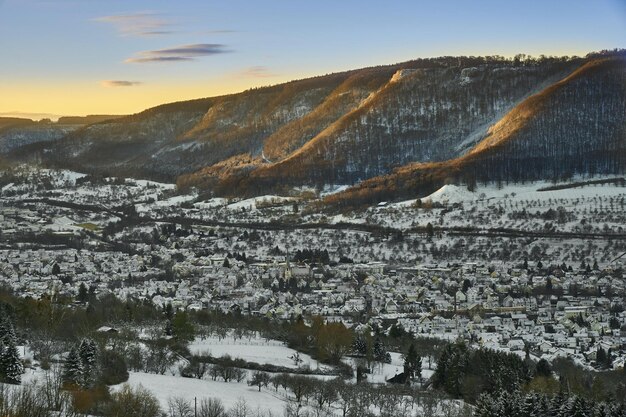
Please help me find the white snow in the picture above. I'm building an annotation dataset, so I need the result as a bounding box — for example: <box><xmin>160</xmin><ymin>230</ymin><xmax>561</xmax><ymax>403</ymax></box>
<box><xmin>422</xmin><ymin>184</ymin><xmax>477</xmax><ymax>204</ymax></box>
<box><xmin>344</xmin><ymin>353</ymin><xmax>435</xmax><ymax>384</ymax></box>
<box><xmin>194</xmin><ymin>198</ymin><xmax>229</xmax><ymax>209</ymax></box>
<box><xmin>115</xmin><ymin>371</ymin><xmax>286</xmax><ymax>414</ymax></box>
<box><xmin>227</xmin><ymin>195</ymin><xmax>296</xmax><ymax>211</ymax></box>
<box><xmin>320</xmin><ymin>185</ymin><xmax>351</xmax><ymax>197</ymax></box>
<box><xmin>189</xmin><ymin>335</ymin><xmax>324</xmax><ymax>370</ymax></box>
<box><xmin>133</xmin><ymin>179</ymin><xmax>177</xmax><ymax>190</ymax></box>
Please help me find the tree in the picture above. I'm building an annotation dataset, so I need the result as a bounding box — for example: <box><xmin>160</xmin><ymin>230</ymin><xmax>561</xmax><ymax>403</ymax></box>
<box><xmin>316</xmin><ymin>321</ymin><xmax>352</xmax><ymax>364</ymax></box>
<box><xmin>171</xmin><ymin>311</ymin><xmax>195</xmax><ymax>344</ymax></box>
<box><xmin>100</xmin><ymin>349</ymin><xmax>129</xmax><ymax>385</ymax></box>
<box><xmin>0</xmin><ymin>319</ymin><xmax>17</xmax><ymax>345</ymax></box>
<box><xmin>285</xmin><ymin>375</ymin><xmax>315</xmax><ymax>405</ymax></box>
<box><xmin>597</xmin><ymin>347</ymin><xmax>607</xmax><ymax>368</ymax></box>
<box><xmin>352</xmin><ymin>335</ymin><xmax>367</xmax><ymax>355</ymax></box>
<box><xmin>78</xmin><ymin>283</ymin><xmax>89</xmax><ymax>303</ymax></box>
<box><xmin>79</xmin><ymin>338</ymin><xmax>98</xmax><ymax>388</ymax></box>
<box><xmin>198</xmin><ymin>398</ymin><xmax>226</xmax><ymax>417</ymax></box>
<box><xmin>373</xmin><ymin>338</ymin><xmax>391</xmax><ymax>364</ymax></box>
<box><xmin>312</xmin><ymin>380</ymin><xmax>337</xmax><ymax>414</ymax></box>
<box><xmin>248</xmin><ymin>371</ymin><xmax>270</xmax><ymax>392</ymax></box>
<box><xmin>145</xmin><ymin>339</ymin><xmax>175</xmax><ymax>375</ymax></box>
<box><xmin>62</xmin><ymin>346</ymin><xmax>83</xmax><ymax>387</ymax></box>
<box><xmin>182</xmin><ymin>357</ymin><xmax>209</xmax><ymax>379</ymax></box>
<box><xmin>404</xmin><ymin>343</ymin><xmax>422</xmax><ymax>381</ymax></box>
<box><xmin>0</xmin><ymin>338</ymin><xmax>23</xmax><ymax>384</ymax></box>
<box><xmin>535</xmin><ymin>358</ymin><xmax>552</xmax><ymax>377</ymax></box>
<box><xmin>426</xmin><ymin>222</ymin><xmax>434</xmax><ymax>238</ymax></box>
<box><xmin>106</xmin><ymin>384</ymin><xmax>162</xmax><ymax>417</ymax></box>
<box><xmin>168</xmin><ymin>396</ymin><xmax>193</xmax><ymax>417</ymax></box>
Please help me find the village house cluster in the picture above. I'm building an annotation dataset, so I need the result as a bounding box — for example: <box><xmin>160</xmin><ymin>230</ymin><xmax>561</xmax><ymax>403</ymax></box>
<box><xmin>0</xmin><ymin>168</ymin><xmax>625</xmax><ymax>373</ymax></box>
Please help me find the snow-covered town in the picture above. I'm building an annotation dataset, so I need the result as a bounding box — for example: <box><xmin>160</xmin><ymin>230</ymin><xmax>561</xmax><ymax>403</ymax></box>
<box><xmin>0</xmin><ymin>167</ymin><xmax>625</xmax><ymax>416</ymax></box>
<box><xmin>0</xmin><ymin>168</ymin><xmax>624</xmax><ymax>359</ymax></box>
<box><xmin>2</xmin><ymin>1</ymin><xmax>625</xmax><ymax>413</ymax></box>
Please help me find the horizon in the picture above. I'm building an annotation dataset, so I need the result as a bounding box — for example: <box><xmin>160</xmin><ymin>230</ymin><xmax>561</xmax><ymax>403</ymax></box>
<box><xmin>1</xmin><ymin>0</ymin><xmax>625</xmax><ymax>117</ymax></box>
<box><xmin>0</xmin><ymin>49</ymin><xmax>614</xmax><ymax>121</ymax></box>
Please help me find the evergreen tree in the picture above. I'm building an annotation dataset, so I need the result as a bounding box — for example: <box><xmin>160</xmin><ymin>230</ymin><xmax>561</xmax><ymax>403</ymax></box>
<box><xmin>597</xmin><ymin>347</ymin><xmax>607</xmax><ymax>367</ymax></box>
<box><xmin>403</xmin><ymin>343</ymin><xmax>421</xmax><ymax>381</ymax></box>
<box><xmin>77</xmin><ymin>282</ymin><xmax>89</xmax><ymax>303</ymax></box>
<box><xmin>63</xmin><ymin>346</ymin><xmax>84</xmax><ymax>387</ymax></box>
<box><xmin>536</xmin><ymin>358</ymin><xmax>552</xmax><ymax>377</ymax></box>
<box><xmin>171</xmin><ymin>311</ymin><xmax>195</xmax><ymax>343</ymax></box>
<box><xmin>0</xmin><ymin>339</ymin><xmax>23</xmax><ymax>384</ymax></box>
<box><xmin>79</xmin><ymin>338</ymin><xmax>98</xmax><ymax>388</ymax></box>
<box><xmin>521</xmin><ymin>391</ymin><xmax>538</xmax><ymax>417</ymax></box>
<box><xmin>474</xmin><ymin>393</ymin><xmax>497</xmax><ymax>417</ymax></box>
<box><xmin>0</xmin><ymin>319</ymin><xmax>17</xmax><ymax>345</ymax></box>
<box><xmin>352</xmin><ymin>335</ymin><xmax>367</xmax><ymax>355</ymax></box>
<box><xmin>373</xmin><ymin>338</ymin><xmax>391</xmax><ymax>363</ymax></box>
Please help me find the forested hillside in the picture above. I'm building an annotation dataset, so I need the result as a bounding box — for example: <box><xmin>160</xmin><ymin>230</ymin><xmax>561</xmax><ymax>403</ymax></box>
<box><xmin>327</xmin><ymin>54</ymin><xmax>626</xmax><ymax>206</ymax></box>
<box><xmin>5</xmin><ymin>51</ymin><xmax>625</xmax><ymax>201</ymax></box>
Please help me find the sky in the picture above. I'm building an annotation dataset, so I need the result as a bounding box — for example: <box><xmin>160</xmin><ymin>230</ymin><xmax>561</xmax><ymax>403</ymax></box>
<box><xmin>0</xmin><ymin>0</ymin><xmax>624</xmax><ymax>118</ymax></box>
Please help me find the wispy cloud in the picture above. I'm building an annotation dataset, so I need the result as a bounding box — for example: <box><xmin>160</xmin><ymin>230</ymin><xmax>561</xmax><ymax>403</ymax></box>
<box><xmin>93</xmin><ymin>12</ymin><xmax>174</xmax><ymax>37</ymax></box>
<box><xmin>125</xmin><ymin>44</ymin><xmax>231</xmax><ymax>63</ymax></box>
<box><xmin>100</xmin><ymin>80</ymin><xmax>142</xmax><ymax>88</ymax></box>
<box><xmin>239</xmin><ymin>66</ymin><xmax>278</xmax><ymax>78</ymax></box>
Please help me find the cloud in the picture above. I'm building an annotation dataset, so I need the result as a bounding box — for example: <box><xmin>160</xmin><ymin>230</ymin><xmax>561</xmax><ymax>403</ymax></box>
<box><xmin>125</xmin><ymin>44</ymin><xmax>231</xmax><ymax>63</ymax></box>
<box><xmin>100</xmin><ymin>80</ymin><xmax>142</xmax><ymax>87</ymax></box>
<box><xmin>93</xmin><ymin>12</ymin><xmax>174</xmax><ymax>37</ymax></box>
<box><xmin>239</xmin><ymin>66</ymin><xmax>278</xmax><ymax>78</ymax></box>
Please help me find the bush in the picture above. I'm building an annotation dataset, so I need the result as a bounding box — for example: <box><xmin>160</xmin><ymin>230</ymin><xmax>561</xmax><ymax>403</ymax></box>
<box><xmin>100</xmin><ymin>350</ymin><xmax>129</xmax><ymax>385</ymax></box>
<box><xmin>106</xmin><ymin>384</ymin><xmax>162</xmax><ymax>417</ymax></box>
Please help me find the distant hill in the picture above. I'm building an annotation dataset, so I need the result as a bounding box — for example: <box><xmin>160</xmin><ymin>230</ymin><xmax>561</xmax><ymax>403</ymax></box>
<box><xmin>56</xmin><ymin>115</ymin><xmax>124</xmax><ymax>125</ymax></box>
<box><xmin>6</xmin><ymin>50</ymin><xmax>626</xmax><ymax>202</ymax></box>
<box><xmin>0</xmin><ymin>115</ymin><xmax>121</xmax><ymax>156</ymax></box>
<box><xmin>0</xmin><ymin>117</ymin><xmax>36</xmax><ymax>133</ymax></box>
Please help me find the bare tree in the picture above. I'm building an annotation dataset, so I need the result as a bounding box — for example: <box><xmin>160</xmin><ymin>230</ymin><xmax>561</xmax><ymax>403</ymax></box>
<box><xmin>198</xmin><ymin>397</ymin><xmax>226</xmax><ymax>417</ymax></box>
<box><xmin>168</xmin><ymin>396</ymin><xmax>193</xmax><ymax>417</ymax></box>
<box><xmin>229</xmin><ymin>398</ymin><xmax>249</xmax><ymax>417</ymax></box>
<box><xmin>248</xmin><ymin>371</ymin><xmax>271</xmax><ymax>392</ymax></box>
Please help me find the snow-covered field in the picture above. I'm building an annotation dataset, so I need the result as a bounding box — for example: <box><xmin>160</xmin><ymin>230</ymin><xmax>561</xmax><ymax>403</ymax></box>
<box><xmin>344</xmin><ymin>352</ymin><xmax>435</xmax><ymax>384</ymax></box>
<box><xmin>372</xmin><ymin>179</ymin><xmax>626</xmax><ymax>232</ymax></box>
<box><xmin>189</xmin><ymin>334</ymin><xmax>324</xmax><ymax>371</ymax></box>
<box><xmin>115</xmin><ymin>371</ymin><xmax>286</xmax><ymax>414</ymax></box>
<box><xmin>227</xmin><ymin>195</ymin><xmax>297</xmax><ymax>211</ymax></box>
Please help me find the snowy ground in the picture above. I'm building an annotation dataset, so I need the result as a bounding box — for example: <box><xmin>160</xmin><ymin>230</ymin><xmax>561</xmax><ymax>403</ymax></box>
<box><xmin>227</xmin><ymin>195</ymin><xmax>297</xmax><ymax>211</ymax></box>
<box><xmin>189</xmin><ymin>334</ymin><xmax>325</xmax><ymax>371</ymax></box>
<box><xmin>113</xmin><ymin>371</ymin><xmax>287</xmax><ymax>414</ymax></box>
<box><xmin>344</xmin><ymin>353</ymin><xmax>435</xmax><ymax>384</ymax></box>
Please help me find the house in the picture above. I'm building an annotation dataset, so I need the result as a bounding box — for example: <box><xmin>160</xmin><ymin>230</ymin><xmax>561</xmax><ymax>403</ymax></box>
<box><xmin>507</xmin><ymin>338</ymin><xmax>526</xmax><ymax>351</ymax></box>
<box><xmin>96</xmin><ymin>326</ymin><xmax>119</xmax><ymax>334</ymax></box>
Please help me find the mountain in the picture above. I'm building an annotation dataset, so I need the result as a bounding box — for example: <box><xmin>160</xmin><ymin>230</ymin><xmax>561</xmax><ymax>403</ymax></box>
<box><xmin>56</xmin><ymin>115</ymin><xmax>124</xmax><ymax>125</ymax></box>
<box><xmin>326</xmin><ymin>55</ymin><xmax>626</xmax><ymax>206</ymax></box>
<box><xmin>0</xmin><ymin>116</ymin><xmax>126</xmax><ymax>159</ymax></box>
<box><xmin>6</xmin><ymin>50</ymin><xmax>626</xmax><ymax>202</ymax></box>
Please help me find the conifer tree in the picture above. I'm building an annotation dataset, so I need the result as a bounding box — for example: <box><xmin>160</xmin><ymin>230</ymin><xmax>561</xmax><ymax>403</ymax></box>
<box><xmin>79</xmin><ymin>338</ymin><xmax>98</xmax><ymax>388</ymax></box>
<box><xmin>0</xmin><ymin>338</ymin><xmax>23</xmax><ymax>384</ymax></box>
<box><xmin>403</xmin><ymin>343</ymin><xmax>421</xmax><ymax>381</ymax></box>
<box><xmin>63</xmin><ymin>346</ymin><xmax>83</xmax><ymax>387</ymax></box>
<box><xmin>0</xmin><ymin>319</ymin><xmax>17</xmax><ymax>345</ymax></box>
